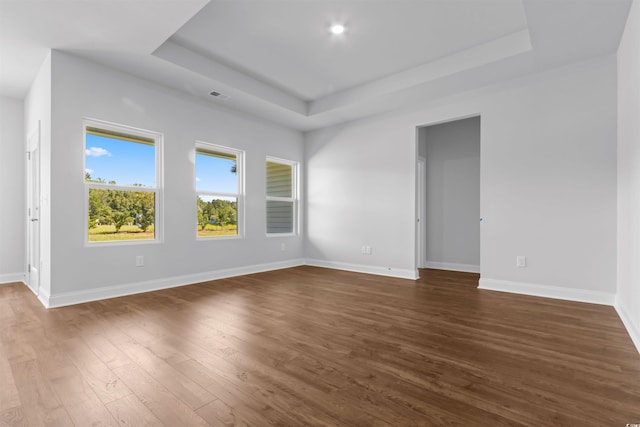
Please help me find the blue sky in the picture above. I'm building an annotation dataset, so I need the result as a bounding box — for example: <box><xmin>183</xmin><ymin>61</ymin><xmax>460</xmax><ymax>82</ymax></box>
<box><xmin>85</xmin><ymin>134</ymin><xmax>155</xmax><ymax>187</ymax></box>
<box><xmin>196</xmin><ymin>153</ymin><xmax>237</xmax><ymax>194</ymax></box>
<box><xmin>86</xmin><ymin>134</ymin><xmax>238</xmax><ymax>193</ymax></box>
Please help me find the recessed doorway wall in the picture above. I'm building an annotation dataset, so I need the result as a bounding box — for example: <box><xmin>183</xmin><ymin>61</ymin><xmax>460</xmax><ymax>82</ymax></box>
<box><xmin>417</xmin><ymin>116</ymin><xmax>480</xmax><ymax>273</ymax></box>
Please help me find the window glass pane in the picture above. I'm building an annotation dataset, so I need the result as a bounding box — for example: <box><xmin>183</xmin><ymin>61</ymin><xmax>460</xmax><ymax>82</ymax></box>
<box><xmin>196</xmin><ymin>150</ymin><xmax>237</xmax><ymax>193</ymax></box>
<box><xmin>197</xmin><ymin>195</ymin><xmax>238</xmax><ymax>237</ymax></box>
<box><xmin>266</xmin><ymin>200</ymin><xmax>293</xmax><ymax>234</ymax></box>
<box><xmin>85</xmin><ymin>133</ymin><xmax>155</xmax><ymax>187</ymax></box>
<box><xmin>266</xmin><ymin>161</ymin><xmax>292</xmax><ymax>197</ymax></box>
<box><xmin>88</xmin><ymin>188</ymin><xmax>155</xmax><ymax>242</ymax></box>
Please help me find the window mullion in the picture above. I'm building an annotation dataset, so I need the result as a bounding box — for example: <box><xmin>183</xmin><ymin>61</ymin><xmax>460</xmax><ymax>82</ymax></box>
<box><xmin>87</xmin><ymin>183</ymin><xmax>157</xmax><ymax>193</ymax></box>
<box><xmin>198</xmin><ymin>191</ymin><xmax>239</xmax><ymax>199</ymax></box>
<box><xmin>266</xmin><ymin>196</ymin><xmax>293</xmax><ymax>203</ymax></box>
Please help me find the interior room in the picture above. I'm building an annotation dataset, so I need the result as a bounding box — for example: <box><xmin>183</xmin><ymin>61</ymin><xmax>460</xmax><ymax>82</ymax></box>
<box><xmin>1</xmin><ymin>0</ymin><xmax>639</xmax><ymax>425</ymax></box>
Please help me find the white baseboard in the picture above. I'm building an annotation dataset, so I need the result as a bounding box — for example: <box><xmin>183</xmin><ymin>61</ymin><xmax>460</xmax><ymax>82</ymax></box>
<box><xmin>615</xmin><ymin>301</ymin><xmax>640</xmax><ymax>355</ymax></box>
<box><xmin>43</xmin><ymin>259</ymin><xmax>306</xmax><ymax>308</ymax></box>
<box><xmin>478</xmin><ymin>278</ymin><xmax>615</xmax><ymax>306</ymax></box>
<box><xmin>424</xmin><ymin>261</ymin><xmax>480</xmax><ymax>273</ymax></box>
<box><xmin>0</xmin><ymin>272</ymin><xmax>25</xmax><ymax>285</ymax></box>
<box><xmin>305</xmin><ymin>259</ymin><xmax>418</xmax><ymax>280</ymax></box>
<box><xmin>38</xmin><ymin>286</ymin><xmax>51</xmax><ymax>308</ymax></box>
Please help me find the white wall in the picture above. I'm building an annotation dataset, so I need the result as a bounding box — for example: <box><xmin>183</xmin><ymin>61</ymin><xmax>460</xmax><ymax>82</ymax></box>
<box><xmin>617</xmin><ymin>0</ymin><xmax>640</xmax><ymax>352</ymax></box>
<box><xmin>42</xmin><ymin>51</ymin><xmax>303</xmax><ymax>306</ymax></box>
<box><xmin>305</xmin><ymin>54</ymin><xmax>617</xmax><ymax>303</ymax></box>
<box><xmin>0</xmin><ymin>96</ymin><xmax>25</xmax><ymax>283</ymax></box>
<box><xmin>304</xmin><ymin>117</ymin><xmax>419</xmax><ymax>279</ymax></box>
<box><xmin>421</xmin><ymin>116</ymin><xmax>480</xmax><ymax>272</ymax></box>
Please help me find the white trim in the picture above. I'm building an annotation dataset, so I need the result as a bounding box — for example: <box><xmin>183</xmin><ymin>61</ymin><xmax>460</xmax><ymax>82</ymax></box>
<box><xmin>416</xmin><ymin>156</ymin><xmax>426</xmax><ymax>269</ymax></box>
<box><xmin>38</xmin><ymin>286</ymin><xmax>51</xmax><ymax>308</ymax></box>
<box><xmin>266</xmin><ymin>156</ymin><xmax>299</xmax><ymax>236</ymax></box>
<box><xmin>0</xmin><ymin>273</ymin><xmax>26</xmax><ymax>285</ymax></box>
<box><xmin>615</xmin><ymin>300</ymin><xmax>640</xmax><ymax>356</ymax></box>
<box><xmin>266</xmin><ymin>156</ymin><xmax>298</xmax><ymax>167</ymax></box>
<box><xmin>83</xmin><ymin>118</ymin><xmax>164</xmax><ymax>246</ymax></box>
<box><xmin>478</xmin><ymin>278</ymin><xmax>614</xmax><ymax>305</ymax></box>
<box><xmin>41</xmin><ymin>259</ymin><xmax>306</xmax><ymax>308</ymax></box>
<box><xmin>195</xmin><ymin>142</ymin><xmax>245</xmax><ymax>239</ymax></box>
<box><xmin>26</xmin><ymin>121</ymin><xmax>41</xmax><ymax>297</ymax></box>
<box><xmin>305</xmin><ymin>259</ymin><xmax>418</xmax><ymax>280</ymax></box>
<box><xmin>425</xmin><ymin>261</ymin><xmax>480</xmax><ymax>273</ymax></box>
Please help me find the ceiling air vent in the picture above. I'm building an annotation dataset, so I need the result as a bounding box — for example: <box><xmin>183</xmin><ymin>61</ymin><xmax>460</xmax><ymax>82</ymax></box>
<box><xmin>209</xmin><ymin>90</ymin><xmax>230</xmax><ymax>100</ymax></box>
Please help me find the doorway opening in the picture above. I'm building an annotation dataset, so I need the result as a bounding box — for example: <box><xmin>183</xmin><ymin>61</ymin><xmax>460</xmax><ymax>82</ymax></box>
<box><xmin>415</xmin><ymin>116</ymin><xmax>480</xmax><ymax>274</ymax></box>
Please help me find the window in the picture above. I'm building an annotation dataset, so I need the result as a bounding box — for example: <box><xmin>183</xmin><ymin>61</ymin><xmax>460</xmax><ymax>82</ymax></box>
<box><xmin>84</xmin><ymin>120</ymin><xmax>162</xmax><ymax>243</ymax></box>
<box><xmin>266</xmin><ymin>157</ymin><xmax>298</xmax><ymax>234</ymax></box>
<box><xmin>195</xmin><ymin>143</ymin><xmax>243</xmax><ymax>238</ymax></box>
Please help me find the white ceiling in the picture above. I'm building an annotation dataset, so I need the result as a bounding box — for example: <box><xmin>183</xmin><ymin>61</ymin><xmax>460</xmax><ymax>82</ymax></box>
<box><xmin>0</xmin><ymin>0</ymin><xmax>633</xmax><ymax>131</ymax></box>
<box><xmin>171</xmin><ymin>0</ymin><xmax>528</xmax><ymax>100</ymax></box>
<box><xmin>0</xmin><ymin>0</ymin><xmax>209</xmax><ymax>98</ymax></box>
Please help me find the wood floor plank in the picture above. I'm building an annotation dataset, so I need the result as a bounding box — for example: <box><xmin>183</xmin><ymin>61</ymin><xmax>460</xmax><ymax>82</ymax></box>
<box><xmin>105</xmin><ymin>394</ymin><xmax>165</xmax><ymax>427</ymax></box>
<box><xmin>49</xmin><ymin>371</ymin><xmax>120</xmax><ymax>427</ymax></box>
<box><xmin>193</xmin><ymin>399</ymin><xmax>237</xmax><ymax>427</ymax></box>
<box><xmin>199</xmin><ymin>365</ymin><xmax>310</xmax><ymax>427</ymax></box>
<box><xmin>57</xmin><ymin>337</ymin><xmax>133</xmax><ymax>405</ymax></box>
<box><xmin>105</xmin><ymin>328</ymin><xmax>215</xmax><ymax>410</ymax></box>
<box><xmin>115</xmin><ymin>323</ymin><xmax>191</xmax><ymax>366</ymax></box>
<box><xmin>112</xmin><ymin>363</ymin><xmax>210</xmax><ymax>427</ymax></box>
<box><xmin>9</xmin><ymin>359</ymin><xmax>74</xmax><ymax>427</ymax></box>
<box><xmin>2</xmin><ymin>267</ymin><xmax>639</xmax><ymax>426</ymax></box>
<box><xmin>81</xmin><ymin>333</ymin><xmax>133</xmax><ymax>370</ymax></box>
<box><xmin>158</xmin><ymin>336</ymin><xmax>307</xmax><ymax>425</ymax></box>
<box><xmin>0</xmin><ymin>355</ymin><xmax>21</xmax><ymax>411</ymax></box>
<box><xmin>0</xmin><ymin>406</ymin><xmax>27</xmax><ymax>427</ymax></box>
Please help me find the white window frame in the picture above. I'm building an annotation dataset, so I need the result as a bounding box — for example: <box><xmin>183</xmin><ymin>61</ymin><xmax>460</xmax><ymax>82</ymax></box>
<box><xmin>266</xmin><ymin>156</ymin><xmax>298</xmax><ymax>236</ymax></box>
<box><xmin>195</xmin><ymin>142</ymin><xmax>245</xmax><ymax>240</ymax></box>
<box><xmin>83</xmin><ymin>118</ymin><xmax>164</xmax><ymax>246</ymax></box>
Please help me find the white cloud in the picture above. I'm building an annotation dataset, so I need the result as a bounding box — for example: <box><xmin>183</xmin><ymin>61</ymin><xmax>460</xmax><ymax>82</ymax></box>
<box><xmin>86</xmin><ymin>147</ymin><xmax>111</xmax><ymax>157</ymax></box>
<box><xmin>85</xmin><ymin>168</ymin><xmax>94</xmax><ymax>174</ymax></box>
<box><xmin>195</xmin><ymin>177</ymin><xmax>201</xmax><ymax>182</ymax></box>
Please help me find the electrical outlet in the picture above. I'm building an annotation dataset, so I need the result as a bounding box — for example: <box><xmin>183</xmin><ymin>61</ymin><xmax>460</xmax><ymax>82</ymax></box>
<box><xmin>516</xmin><ymin>256</ymin><xmax>526</xmax><ymax>268</ymax></box>
<box><xmin>361</xmin><ymin>246</ymin><xmax>372</xmax><ymax>255</ymax></box>
<box><xmin>136</xmin><ymin>256</ymin><xmax>144</xmax><ymax>267</ymax></box>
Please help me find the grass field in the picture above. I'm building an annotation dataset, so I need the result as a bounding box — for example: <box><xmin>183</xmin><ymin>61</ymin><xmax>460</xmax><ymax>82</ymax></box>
<box><xmin>197</xmin><ymin>224</ymin><xmax>238</xmax><ymax>237</ymax></box>
<box><xmin>88</xmin><ymin>225</ymin><xmax>155</xmax><ymax>242</ymax></box>
<box><xmin>88</xmin><ymin>224</ymin><xmax>238</xmax><ymax>241</ymax></box>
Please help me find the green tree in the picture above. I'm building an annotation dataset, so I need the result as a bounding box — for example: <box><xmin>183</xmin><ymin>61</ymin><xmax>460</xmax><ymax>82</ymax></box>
<box><xmin>112</xmin><ymin>211</ymin><xmax>131</xmax><ymax>233</ymax></box>
<box><xmin>197</xmin><ymin>197</ymin><xmax>213</xmax><ymax>231</ymax></box>
<box><xmin>106</xmin><ymin>190</ymin><xmax>133</xmax><ymax>232</ymax></box>
<box><xmin>210</xmin><ymin>199</ymin><xmax>237</xmax><ymax>231</ymax></box>
<box><xmin>88</xmin><ymin>188</ymin><xmax>113</xmax><ymax>228</ymax></box>
<box><xmin>88</xmin><ymin>187</ymin><xmax>154</xmax><ymax>234</ymax></box>
<box><xmin>133</xmin><ymin>191</ymin><xmax>155</xmax><ymax>232</ymax></box>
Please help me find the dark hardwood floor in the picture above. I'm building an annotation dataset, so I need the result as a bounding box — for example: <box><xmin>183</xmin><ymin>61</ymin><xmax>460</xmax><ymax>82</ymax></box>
<box><xmin>1</xmin><ymin>266</ymin><xmax>639</xmax><ymax>426</ymax></box>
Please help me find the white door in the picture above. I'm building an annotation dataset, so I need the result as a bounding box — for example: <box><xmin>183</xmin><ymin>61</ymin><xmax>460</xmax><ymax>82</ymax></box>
<box><xmin>416</xmin><ymin>157</ymin><xmax>426</xmax><ymax>269</ymax></box>
<box><xmin>27</xmin><ymin>123</ymin><xmax>40</xmax><ymax>295</ymax></box>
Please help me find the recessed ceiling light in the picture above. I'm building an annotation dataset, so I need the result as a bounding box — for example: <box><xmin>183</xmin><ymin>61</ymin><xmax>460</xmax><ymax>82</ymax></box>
<box><xmin>330</xmin><ymin>24</ymin><xmax>345</xmax><ymax>35</ymax></box>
